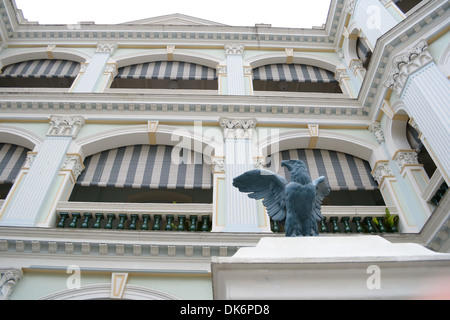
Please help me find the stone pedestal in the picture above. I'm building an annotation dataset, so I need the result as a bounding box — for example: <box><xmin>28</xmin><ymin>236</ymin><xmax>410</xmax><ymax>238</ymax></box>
<box><xmin>211</xmin><ymin>236</ymin><xmax>450</xmax><ymax>299</ymax></box>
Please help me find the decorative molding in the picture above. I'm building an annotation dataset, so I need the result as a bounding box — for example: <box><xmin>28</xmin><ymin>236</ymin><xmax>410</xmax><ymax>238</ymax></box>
<box><xmin>334</xmin><ymin>68</ymin><xmax>350</xmax><ymax>84</ymax></box>
<box><xmin>0</xmin><ymin>269</ymin><xmax>22</xmax><ymax>300</ymax></box>
<box><xmin>211</xmin><ymin>157</ymin><xmax>225</xmax><ymax>174</ymax></box>
<box><xmin>369</xmin><ymin>121</ymin><xmax>385</xmax><ymax>143</ymax></box>
<box><xmin>344</xmin><ymin>0</ymin><xmax>357</xmax><ymax>14</ymax></box>
<box><xmin>47</xmin><ymin>115</ymin><xmax>85</xmax><ymax>139</ymax></box>
<box><xmin>62</xmin><ymin>154</ymin><xmax>84</xmax><ymax>179</ymax></box>
<box><xmin>253</xmin><ymin>157</ymin><xmax>266</xmax><ymax>169</ymax></box>
<box><xmin>96</xmin><ymin>42</ymin><xmax>118</xmax><ymax>56</ymax></box>
<box><xmin>111</xmin><ymin>273</ymin><xmax>128</xmax><ymax>299</ymax></box>
<box><xmin>224</xmin><ymin>44</ymin><xmax>244</xmax><ymax>55</ymax></box>
<box><xmin>104</xmin><ymin>63</ymin><xmax>118</xmax><ymax>77</ymax></box>
<box><xmin>393</xmin><ymin>150</ymin><xmax>419</xmax><ymax>171</ymax></box>
<box><xmin>219</xmin><ymin>118</ymin><xmax>257</xmax><ymax>139</ymax></box>
<box><xmin>371</xmin><ymin>160</ymin><xmax>393</xmax><ymax>184</ymax></box>
<box><xmin>384</xmin><ymin>40</ymin><xmax>434</xmax><ymax>95</ymax></box>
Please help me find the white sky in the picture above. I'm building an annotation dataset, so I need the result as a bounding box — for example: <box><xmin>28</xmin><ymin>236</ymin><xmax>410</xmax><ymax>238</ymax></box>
<box><xmin>14</xmin><ymin>0</ymin><xmax>332</xmax><ymax>28</ymax></box>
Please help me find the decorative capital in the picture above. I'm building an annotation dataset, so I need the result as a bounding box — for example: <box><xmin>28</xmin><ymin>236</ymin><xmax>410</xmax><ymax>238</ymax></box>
<box><xmin>96</xmin><ymin>42</ymin><xmax>118</xmax><ymax>56</ymax></box>
<box><xmin>393</xmin><ymin>150</ymin><xmax>419</xmax><ymax>171</ymax></box>
<box><xmin>219</xmin><ymin>118</ymin><xmax>257</xmax><ymax>139</ymax></box>
<box><xmin>62</xmin><ymin>154</ymin><xmax>85</xmax><ymax>179</ymax></box>
<box><xmin>211</xmin><ymin>157</ymin><xmax>225</xmax><ymax>174</ymax></box>
<box><xmin>47</xmin><ymin>115</ymin><xmax>85</xmax><ymax>139</ymax></box>
<box><xmin>254</xmin><ymin>157</ymin><xmax>266</xmax><ymax>169</ymax></box>
<box><xmin>104</xmin><ymin>63</ymin><xmax>118</xmax><ymax>77</ymax></box>
<box><xmin>369</xmin><ymin>121</ymin><xmax>385</xmax><ymax>144</ymax></box>
<box><xmin>225</xmin><ymin>44</ymin><xmax>244</xmax><ymax>55</ymax></box>
<box><xmin>371</xmin><ymin>161</ymin><xmax>393</xmax><ymax>184</ymax></box>
<box><xmin>344</xmin><ymin>0</ymin><xmax>357</xmax><ymax>14</ymax></box>
<box><xmin>384</xmin><ymin>40</ymin><xmax>433</xmax><ymax>95</ymax></box>
<box><xmin>334</xmin><ymin>68</ymin><xmax>350</xmax><ymax>84</ymax></box>
<box><xmin>0</xmin><ymin>269</ymin><xmax>22</xmax><ymax>300</ymax></box>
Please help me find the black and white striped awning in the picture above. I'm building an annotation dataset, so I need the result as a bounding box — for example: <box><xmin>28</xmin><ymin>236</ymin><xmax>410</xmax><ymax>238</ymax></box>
<box><xmin>253</xmin><ymin>64</ymin><xmax>336</xmax><ymax>83</ymax></box>
<box><xmin>116</xmin><ymin>61</ymin><xmax>217</xmax><ymax>80</ymax></box>
<box><xmin>0</xmin><ymin>60</ymin><xmax>80</xmax><ymax>78</ymax></box>
<box><xmin>357</xmin><ymin>38</ymin><xmax>371</xmax><ymax>64</ymax></box>
<box><xmin>77</xmin><ymin>145</ymin><xmax>212</xmax><ymax>189</ymax></box>
<box><xmin>268</xmin><ymin>149</ymin><xmax>377</xmax><ymax>191</ymax></box>
<box><xmin>0</xmin><ymin>143</ymin><xmax>29</xmax><ymax>184</ymax></box>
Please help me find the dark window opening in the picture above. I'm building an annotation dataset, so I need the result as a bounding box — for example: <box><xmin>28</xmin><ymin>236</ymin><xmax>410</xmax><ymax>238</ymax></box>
<box><xmin>253</xmin><ymin>79</ymin><xmax>342</xmax><ymax>93</ymax></box>
<box><xmin>322</xmin><ymin>189</ymin><xmax>385</xmax><ymax>206</ymax></box>
<box><xmin>394</xmin><ymin>0</ymin><xmax>424</xmax><ymax>14</ymax></box>
<box><xmin>69</xmin><ymin>185</ymin><xmax>213</xmax><ymax>204</ymax></box>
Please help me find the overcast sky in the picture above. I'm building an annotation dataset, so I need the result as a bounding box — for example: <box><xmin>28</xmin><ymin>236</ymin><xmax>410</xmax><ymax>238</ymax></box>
<box><xmin>14</xmin><ymin>0</ymin><xmax>332</xmax><ymax>28</ymax></box>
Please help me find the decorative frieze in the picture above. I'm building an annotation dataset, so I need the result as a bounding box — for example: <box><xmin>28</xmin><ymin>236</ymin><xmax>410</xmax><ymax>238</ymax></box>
<box><xmin>384</xmin><ymin>40</ymin><xmax>433</xmax><ymax>95</ymax></box>
<box><xmin>47</xmin><ymin>115</ymin><xmax>85</xmax><ymax>139</ymax></box>
<box><xmin>219</xmin><ymin>118</ymin><xmax>257</xmax><ymax>139</ymax></box>
<box><xmin>371</xmin><ymin>161</ymin><xmax>393</xmax><ymax>184</ymax></box>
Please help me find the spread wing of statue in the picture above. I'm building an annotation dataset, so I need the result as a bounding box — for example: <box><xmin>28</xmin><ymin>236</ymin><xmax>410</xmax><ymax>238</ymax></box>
<box><xmin>233</xmin><ymin>159</ymin><xmax>330</xmax><ymax>237</ymax></box>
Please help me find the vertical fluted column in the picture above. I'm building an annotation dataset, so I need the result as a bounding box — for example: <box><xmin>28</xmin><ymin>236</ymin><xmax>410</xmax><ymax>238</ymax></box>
<box><xmin>224</xmin><ymin>44</ymin><xmax>246</xmax><ymax>95</ymax></box>
<box><xmin>220</xmin><ymin>118</ymin><xmax>263</xmax><ymax>232</ymax></box>
<box><xmin>71</xmin><ymin>42</ymin><xmax>118</xmax><ymax>93</ymax></box>
<box><xmin>0</xmin><ymin>116</ymin><xmax>85</xmax><ymax>227</ymax></box>
<box><xmin>344</xmin><ymin>0</ymin><xmax>401</xmax><ymax>50</ymax></box>
<box><xmin>384</xmin><ymin>40</ymin><xmax>450</xmax><ymax>184</ymax></box>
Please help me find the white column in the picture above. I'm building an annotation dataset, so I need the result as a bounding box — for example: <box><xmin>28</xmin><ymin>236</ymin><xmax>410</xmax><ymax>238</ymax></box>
<box><xmin>384</xmin><ymin>40</ymin><xmax>450</xmax><ymax>184</ymax></box>
<box><xmin>224</xmin><ymin>44</ymin><xmax>246</xmax><ymax>95</ymax></box>
<box><xmin>345</xmin><ymin>0</ymin><xmax>400</xmax><ymax>50</ymax></box>
<box><xmin>0</xmin><ymin>116</ymin><xmax>85</xmax><ymax>227</ymax></box>
<box><xmin>220</xmin><ymin>118</ymin><xmax>262</xmax><ymax>232</ymax></box>
<box><xmin>71</xmin><ymin>42</ymin><xmax>117</xmax><ymax>93</ymax></box>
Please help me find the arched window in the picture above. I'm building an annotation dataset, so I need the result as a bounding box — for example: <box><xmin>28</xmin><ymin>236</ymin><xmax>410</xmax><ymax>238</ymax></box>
<box><xmin>252</xmin><ymin>63</ymin><xmax>341</xmax><ymax>93</ymax></box>
<box><xmin>71</xmin><ymin>145</ymin><xmax>213</xmax><ymax>203</ymax></box>
<box><xmin>0</xmin><ymin>59</ymin><xmax>80</xmax><ymax>88</ymax></box>
<box><xmin>268</xmin><ymin>148</ymin><xmax>383</xmax><ymax>206</ymax></box>
<box><xmin>356</xmin><ymin>37</ymin><xmax>372</xmax><ymax>69</ymax></box>
<box><xmin>111</xmin><ymin>61</ymin><xmax>218</xmax><ymax>90</ymax></box>
<box><xmin>0</xmin><ymin>143</ymin><xmax>29</xmax><ymax>199</ymax></box>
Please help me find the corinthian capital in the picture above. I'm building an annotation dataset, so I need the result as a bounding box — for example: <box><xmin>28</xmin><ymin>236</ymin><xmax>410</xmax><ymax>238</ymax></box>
<box><xmin>371</xmin><ymin>161</ymin><xmax>393</xmax><ymax>184</ymax></box>
<box><xmin>96</xmin><ymin>42</ymin><xmax>118</xmax><ymax>56</ymax></box>
<box><xmin>384</xmin><ymin>40</ymin><xmax>433</xmax><ymax>95</ymax></box>
<box><xmin>225</xmin><ymin>44</ymin><xmax>245</xmax><ymax>55</ymax></box>
<box><xmin>47</xmin><ymin>115</ymin><xmax>85</xmax><ymax>139</ymax></box>
<box><xmin>219</xmin><ymin>118</ymin><xmax>257</xmax><ymax>139</ymax></box>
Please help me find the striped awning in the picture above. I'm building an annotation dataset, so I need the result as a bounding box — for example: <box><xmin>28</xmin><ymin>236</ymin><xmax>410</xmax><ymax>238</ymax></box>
<box><xmin>77</xmin><ymin>145</ymin><xmax>212</xmax><ymax>189</ymax></box>
<box><xmin>253</xmin><ymin>64</ymin><xmax>336</xmax><ymax>83</ymax></box>
<box><xmin>268</xmin><ymin>149</ymin><xmax>377</xmax><ymax>191</ymax></box>
<box><xmin>357</xmin><ymin>38</ymin><xmax>371</xmax><ymax>64</ymax></box>
<box><xmin>116</xmin><ymin>61</ymin><xmax>217</xmax><ymax>80</ymax></box>
<box><xmin>0</xmin><ymin>143</ymin><xmax>29</xmax><ymax>184</ymax></box>
<box><xmin>0</xmin><ymin>60</ymin><xmax>80</xmax><ymax>78</ymax></box>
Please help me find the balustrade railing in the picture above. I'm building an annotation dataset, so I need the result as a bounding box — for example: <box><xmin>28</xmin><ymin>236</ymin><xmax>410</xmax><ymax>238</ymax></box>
<box><xmin>55</xmin><ymin>202</ymin><xmax>213</xmax><ymax>232</ymax></box>
<box><xmin>55</xmin><ymin>202</ymin><xmax>398</xmax><ymax>234</ymax></box>
<box><xmin>272</xmin><ymin>206</ymin><xmax>399</xmax><ymax>234</ymax></box>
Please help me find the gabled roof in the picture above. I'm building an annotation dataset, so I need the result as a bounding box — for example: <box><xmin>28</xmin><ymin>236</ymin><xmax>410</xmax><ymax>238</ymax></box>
<box><xmin>121</xmin><ymin>13</ymin><xmax>229</xmax><ymax>26</ymax></box>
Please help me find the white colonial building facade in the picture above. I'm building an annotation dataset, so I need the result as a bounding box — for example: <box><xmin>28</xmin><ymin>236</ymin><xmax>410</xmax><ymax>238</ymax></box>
<box><xmin>0</xmin><ymin>0</ymin><xmax>449</xmax><ymax>300</ymax></box>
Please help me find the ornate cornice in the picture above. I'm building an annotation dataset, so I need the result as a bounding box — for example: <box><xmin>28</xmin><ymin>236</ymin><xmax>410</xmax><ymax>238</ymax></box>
<box><xmin>47</xmin><ymin>115</ymin><xmax>85</xmax><ymax>139</ymax></box>
<box><xmin>383</xmin><ymin>40</ymin><xmax>434</xmax><ymax>95</ymax></box>
<box><xmin>219</xmin><ymin>118</ymin><xmax>257</xmax><ymax>139</ymax></box>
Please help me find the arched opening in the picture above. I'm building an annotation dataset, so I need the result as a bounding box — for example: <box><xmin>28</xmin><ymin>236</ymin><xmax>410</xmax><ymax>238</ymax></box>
<box><xmin>0</xmin><ymin>143</ymin><xmax>29</xmax><ymax>199</ymax></box>
<box><xmin>267</xmin><ymin>148</ymin><xmax>383</xmax><ymax>206</ymax></box>
<box><xmin>0</xmin><ymin>59</ymin><xmax>80</xmax><ymax>88</ymax></box>
<box><xmin>70</xmin><ymin>144</ymin><xmax>213</xmax><ymax>204</ymax></box>
<box><xmin>110</xmin><ymin>61</ymin><xmax>218</xmax><ymax>90</ymax></box>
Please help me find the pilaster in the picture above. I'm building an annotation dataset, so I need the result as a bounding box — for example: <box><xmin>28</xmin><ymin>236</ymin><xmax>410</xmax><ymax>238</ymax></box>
<box><xmin>384</xmin><ymin>40</ymin><xmax>450</xmax><ymax>184</ymax></box>
<box><xmin>0</xmin><ymin>116</ymin><xmax>85</xmax><ymax>227</ymax></box>
<box><xmin>224</xmin><ymin>44</ymin><xmax>247</xmax><ymax>95</ymax></box>
<box><xmin>219</xmin><ymin>118</ymin><xmax>269</xmax><ymax>232</ymax></box>
<box><xmin>70</xmin><ymin>42</ymin><xmax>118</xmax><ymax>93</ymax></box>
